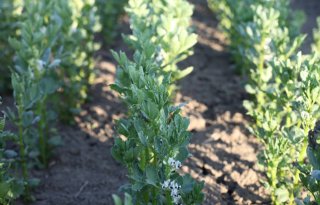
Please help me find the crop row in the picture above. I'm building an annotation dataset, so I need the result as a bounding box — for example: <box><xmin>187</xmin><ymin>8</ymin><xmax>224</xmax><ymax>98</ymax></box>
<box><xmin>0</xmin><ymin>0</ymin><xmax>125</xmax><ymax>204</ymax></box>
<box><xmin>110</xmin><ymin>0</ymin><xmax>204</xmax><ymax>204</ymax></box>
<box><xmin>208</xmin><ymin>0</ymin><xmax>320</xmax><ymax>204</ymax></box>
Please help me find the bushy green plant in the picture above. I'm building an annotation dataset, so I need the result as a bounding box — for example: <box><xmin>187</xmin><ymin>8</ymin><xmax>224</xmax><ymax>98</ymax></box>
<box><xmin>52</xmin><ymin>0</ymin><xmax>101</xmax><ymax>122</ymax></box>
<box><xmin>208</xmin><ymin>0</ymin><xmax>305</xmax><ymax>74</ymax></box>
<box><xmin>0</xmin><ymin>0</ymin><xmax>101</xmax><ymax>202</ymax></box>
<box><xmin>296</xmin><ymin>123</ymin><xmax>320</xmax><ymax>205</ymax></box>
<box><xmin>312</xmin><ymin>17</ymin><xmax>320</xmax><ymax>56</ymax></box>
<box><xmin>0</xmin><ymin>0</ymin><xmax>23</xmax><ymax>93</ymax></box>
<box><xmin>96</xmin><ymin>0</ymin><xmax>127</xmax><ymax>44</ymax></box>
<box><xmin>111</xmin><ymin>1</ymin><xmax>203</xmax><ymax>203</ymax></box>
<box><xmin>0</xmin><ymin>97</ymin><xmax>25</xmax><ymax>204</ymax></box>
<box><xmin>8</xmin><ymin>0</ymin><xmax>63</xmax><ymax>168</ymax></box>
<box><xmin>113</xmin><ymin>193</ymin><xmax>133</xmax><ymax>205</ymax></box>
<box><xmin>249</xmin><ymin>54</ymin><xmax>320</xmax><ymax>204</ymax></box>
<box><xmin>207</xmin><ymin>1</ymin><xmax>318</xmax><ymax>204</ymax></box>
<box><xmin>111</xmin><ymin>41</ymin><xmax>204</xmax><ymax>205</ymax></box>
<box><xmin>125</xmin><ymin>0</ymin><xmax>197</xmax><ymax>91</ymax></box>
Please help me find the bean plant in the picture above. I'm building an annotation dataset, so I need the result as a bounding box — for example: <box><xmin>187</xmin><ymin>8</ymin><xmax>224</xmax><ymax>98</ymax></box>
<box><xmin>0</xmin><ymin>0</ymin><xmax>23</xmax><ymax>93</ymax></box>
<box><xmin>52</xmin><ymin>0</ymin><xmax>101</xmax><ymax>122</ymax></box>
<box><xmin>96</xmin><ymin>0</ymin><xmax>128</xmax><ymax>44</ymax></box>
<box><xmin>0</xmin><ymin>97</ymin><xmax>25</xmax><ymax>204</ymax></box>
<box><xmin>208</xmin><ymin>0</ymin><xmax>305</xmax><ymax>74</ymax></box>
<box><xmin>125</xmin><ymin>0</ymin><xmax>198</xmax><ymax>91</ymax></box>
<box><xmin>113</xmin><ymin>193</ymin><xmax>133</xmax><ymax>205</ymax></box>
<box><xmin>312</xmin><ymin>17</ymin><xmax>320</xmax><ymax>56</ymax></box>
<box><xmin>296</xmin><ymin>123</ymin><xmax>320</xmax><ymax>205</ymax></box>
<box><xmin>111</xmin><ymin>0</ymin><xmax>204</xmax><ymax>203</ymax></box>
<box><xmin>8</xmin><ymin>0</ymin><xmax>63</xmax><ymax>168</ymax></box>
<box><xmin>207</xmin><ymin>0</ymin><xmax>320</xmax><ymax>204</ymax></box>
<box><xmin>253</xmin><ymin>54</ymin><xmax>320</xmax><ymax>204</ymax></box>
<box><xmin>111</xmin><ymin>40</ymin><xmax>204</xmax><ymax>204</ymax></box>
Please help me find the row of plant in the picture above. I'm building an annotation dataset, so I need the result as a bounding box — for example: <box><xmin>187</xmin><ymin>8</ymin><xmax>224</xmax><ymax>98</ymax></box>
<box><xmin>110</xmin><ymin>0</ymin><xmax>204</xmax><ymax>204</ymax></box>
<box><xmin>295</xmin><ymin>20</ymin><xmax>320</xmax><ymax>205</ymax></box>
<box><xmin>0</xmin><ymin>0</ymin><xmax>127</xmax><ymax>98</ymax></box>
<box><xmin>0</xmin><ymin>0</ymin><xmax>22</xmax><ymax>93</ymax></box>
<box><xmin>0</xmin><ymin>96</ymin><xmax>24</xmax><ymax>204</ymax></box>
<box><xmin>0</xmin><ymin>0</ymin><xmax>120</xmax><ymax>203</ymax></box>
<box><xmin>208</xmin><ymin>0</ymin><xmax>320</xmax><ymax>204</ymax></box>
<box><xmin>313</xmin><ymin>17</ymin><xmax>320</xmax><ymax>56</ymax></box>
<box><xmin>96</xmin><ymin>0</ymin><xmax>128</xmax><ymax>44</ymax></box>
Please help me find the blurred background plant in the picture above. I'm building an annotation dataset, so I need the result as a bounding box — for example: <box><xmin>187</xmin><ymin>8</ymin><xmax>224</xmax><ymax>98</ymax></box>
<box><xmin>96</xmin><ymin>0</ymin><xmax>128</xmax><ymax>44</ymax></box>
<box><xmin>0</xmin><ymin>0</ymin><xmax>23</xmax><ymax>94</ymax></box>
<box><xmin>125</xmin><ymin>0</ymin><xmax>197</xmax><ymax>94</ymax></box>
<box><xmin>0</xmin><ymin>97</ymin><xmax>25</xmax><ymax>204</ymax></box>
<box><xmin>51</xmin><ymin>0</ymin><xmax>102</xmax><ymax>123</ymax></box>
<box><xmin>207</xmin><ymin>0</ymin><xmax>320</xmax><ymax>204</ymax></box>
<box><xmin>296</xmin><ymin>123</ymin><xmax>320</xmax><ymax>205</ymax></box>
<box><xmin>312</xmin><ymin>17</ymin><xmax>320</xmax><ymax>56</ymax></box>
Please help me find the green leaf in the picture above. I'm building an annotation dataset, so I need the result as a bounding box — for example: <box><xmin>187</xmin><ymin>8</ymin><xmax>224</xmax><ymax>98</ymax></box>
<box><xmin>0</xmin><ymin>182</ymin><xmax>10</xmax><ymax>198</ymax></box>
<box><xmin>146</xmin><ymin>165</ymin><xmax>158</xmax><ymax>186</ymax></box>
<box><xmin>4</xmin><ymin>150</ymin><xmax>18</xmax><ymax>158</ymax></box>
<box><xmin>275</xmin><ymin>187</ymin><xmax>289</xmax><ymax>203</ymax></box>
<box><xmin>48</xmin><ymin>135</ymin><xmax>63</xmax><ymax>146</ymax></box>
<box><xmin>0</xmin><ymin>116</ymin><xmax>5</xmax><ymax>131</ymax></box>
<box><xmin>112</xmin><ymin>194</ymin><xmax>122</xmax><ymax>205</ymax></box>
<box><xmin>111</xmin><ymin>84</ymin><xmax>126</xmax><ymax>94</ymax></box>
<box><xmin>22</xmin><ymin>111</ymin><xmax>35</xmax><ymax>127</ymax></box>
<box><xmin>175</xmin><ymin>66</ymin><xmax>193</xmax><ymax>80</ymax></box>
<box><xmin>307</xmin><ymin>147</ymin><xmax>318</xmax><ymax>168</ymax></box>
<box><xmin>131</xmin><ymin>182</ymin><xmax>144</xmax><ymax>191</ymax></box>
<box><xmin>137</xmin><ymin>131</ymin><xmax>148</xmax><ymax>146</ymax></box>
<box><xmin>124</xmin><ymin>193</ymin><xmax>133</xmax><ymax>205</ymax></box>
<box><xmin>7</xmin><ymin>180</ymin><xmax>24</xmax><ymax>199</ymax></box>
<box><xmin>176</xmin><ymin>146</ymin><xmax>189</xmax><ymax>162</ymax></box>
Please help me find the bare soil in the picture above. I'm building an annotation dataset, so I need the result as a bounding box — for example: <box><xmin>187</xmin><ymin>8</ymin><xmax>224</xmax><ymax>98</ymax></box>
<box><xmin>8</xmin><ymin>0</ymin><xmax>320</xmax><ymax>205</ymax></box>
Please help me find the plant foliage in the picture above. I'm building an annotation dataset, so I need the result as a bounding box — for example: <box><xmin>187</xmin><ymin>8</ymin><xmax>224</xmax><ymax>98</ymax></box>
<box><xmin>96</xmin><ymin>0</ymin><xmax>127</xmax><ymax>44</ymax></box>
<box><xmin>125</xmin><ymin>0</ymin><xmax>197</xmax><ymax>92</ymax></box>
<box><xmin>0</xmin><ymin>97</ymin><xmax>25</xmax><ymax>204</ymax></box>
<box><xmin>0</xmin><ymin>0</ymin><xmax>23</xmax><ymax>93</ymax></box>
<box><xmin>111</xmin><ymin>0</ymin><xmax>204</xmax><ymax>204</ymax></box>
<box><xmin>207</xmin><ymin>0</ymin><xmax>320</xmax><ymax>204</ymax></box>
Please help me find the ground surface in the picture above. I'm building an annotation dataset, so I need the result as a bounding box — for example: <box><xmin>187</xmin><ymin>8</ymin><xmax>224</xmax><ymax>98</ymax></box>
<box><xmin>7</xmin><ymin>0</ymin><xmax>320</xmax><ymax>204</ymax></box>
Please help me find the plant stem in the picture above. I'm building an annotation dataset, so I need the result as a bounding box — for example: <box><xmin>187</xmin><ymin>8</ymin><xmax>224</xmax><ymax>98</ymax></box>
<box><xmin>38</xmin><ymin>99</ymin><xmax>47</xmax><ymax>167</ymax></box>
<box><xmin>18</xmin><ymin>103</ymin><xmax>30</xmax><ymax>201</ymax></box>
<box><xmin>258</xmin><ymin>36</ymin><xmax>266</xmax><ymax>80</ymax></box>
<box><xmin>291</xmin><ymin>138</ymin><xmax>308</xmax><ymax>200</ymax></box>
<box><xmin>270</xmin><ymin>158</ymin><xmax>279</xmax><ymax>204</ymax></box>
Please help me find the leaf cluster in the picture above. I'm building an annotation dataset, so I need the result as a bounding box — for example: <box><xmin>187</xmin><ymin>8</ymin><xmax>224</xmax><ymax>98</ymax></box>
<box><xmin>207</xmin><ymin>0</ymin><xmax>320</xmax><ymax>204</ymax></box>
<box><xmin>0</xmin><ymin>97</ymin><xmax>25</xmax><ymax>205</ymax></box>
<box><xmin>125</xmin><ymin>0</ymin><xmax>197</xmax><ymax>90</ymax></box>
<box><xmin>296</xmin><ymin>123</ymin><xmax>320</xmax><ymax>205</ymax></box>
<box><xmin>111</xmin><ymin>0</ymin><xmax>204</xmax><ymax>204</ymax></box>
<box><xmin>0</xmin><ymin>0</ymin><xmax>23</xmax><ymax>93</ymax></box>
<box><xmin>95</xmin><ymin>0</ymin><xmax>127</xmax><ymax>44</ymax></box>
<box><xmin>111</xmin><ymin>45</ymin><xmax>204</xmax><ymax>205</ymax></box>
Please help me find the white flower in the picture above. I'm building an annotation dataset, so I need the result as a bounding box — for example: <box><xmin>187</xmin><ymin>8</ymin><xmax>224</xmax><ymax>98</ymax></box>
<box><xmin>162</xmin><ymin>180</ymin><xmax>171</xmax><ymax>189</ymax></box>
<box><xmin>169</xmin><ymin>180</ymin><xmax>176</xmax><ymax>190</ymax></box>
<box><xmin>171</xmin><ymin>188</ymin><xmax>179</xmax><ymax>197</ymax></box>
<box><xmin>155</xmin><ymin>47</ymin><xmax>164</xmax><ymax>65</ymax></box>
<box><xmin>175</xmin><ymin>161</ymin><xmax>182</xmax><ymax>169</ymax></box>
<box><xmin>162</xmin><ymin>179</ymin><xmax>182</xmax><ymax>204</ymax></box>
<box><xmin>40</xmin><ymin>26</ymin><xmax>47</xmax><ymax>34</ymax></box>
<box><xmin>301</xmin><ymin>111</ymin><xmax>309</xmax><ymax>119</ymax></box>
<box><xmin>173</xmin><ymin>195</ymin><xmax>181</xmax><ymax>204</ymax></box>
<box><xmin>168</xmin><ymin>157</ymin><xmax>182</xmax><ymax>170</ymax></box>
<box><xmin>168</xmin><ymin>157</ymin><xmax>175</xmax><ymax>166</ymax></box>
<box><xmin>37</xmin><ymin>60</ymin><xmax>46</xmax><ymax>71</ymax></box>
